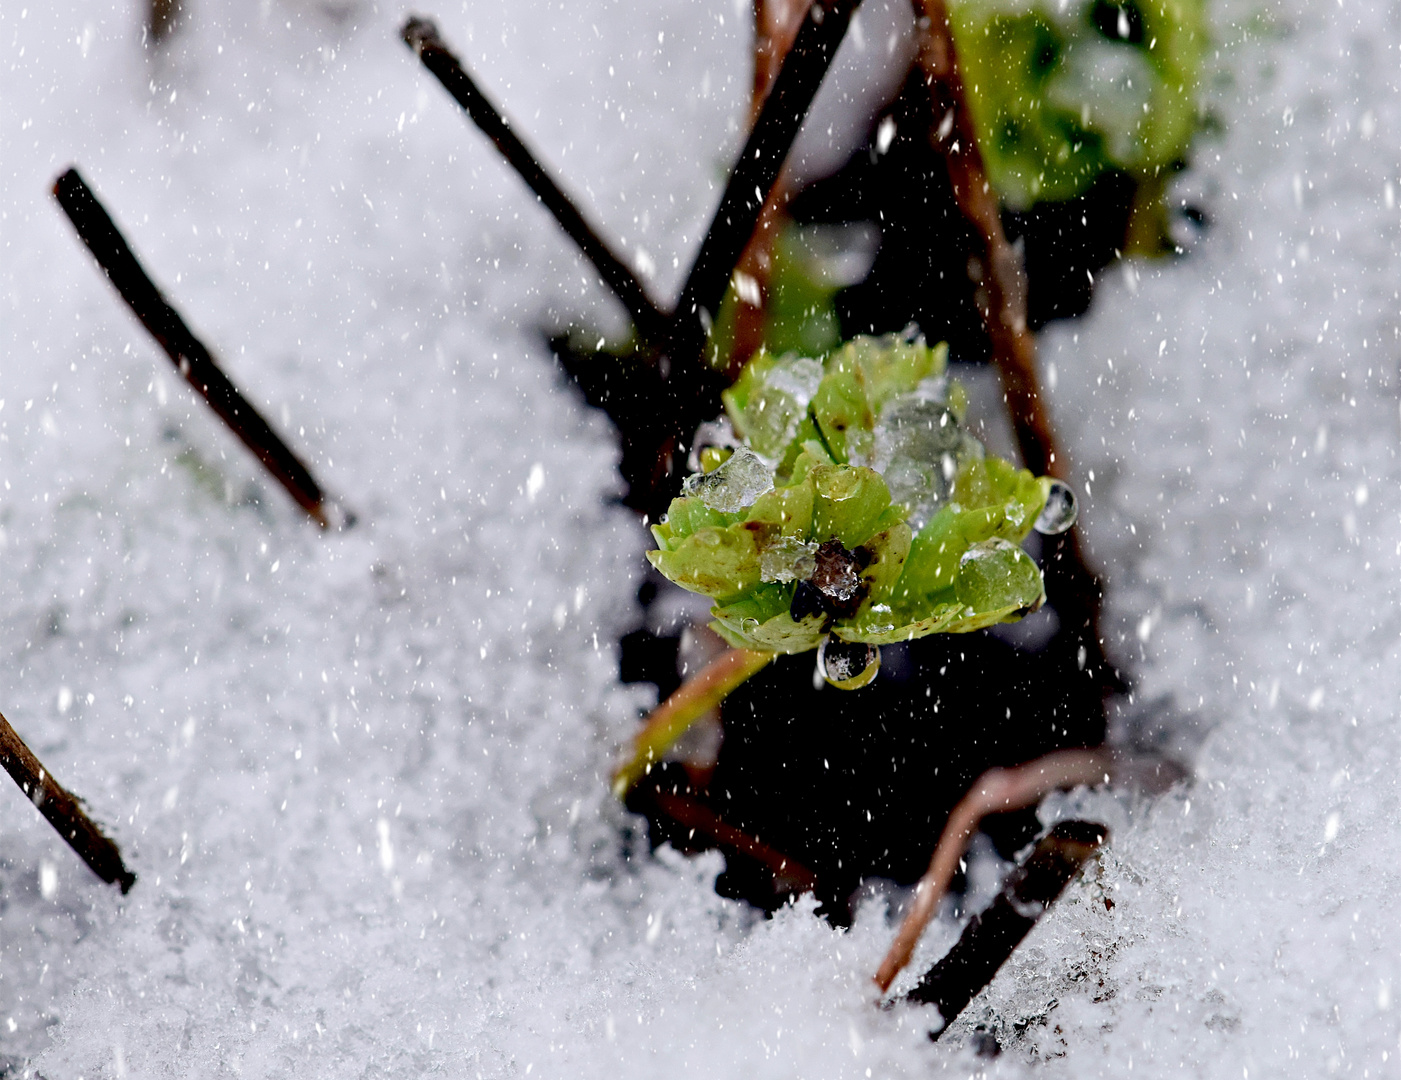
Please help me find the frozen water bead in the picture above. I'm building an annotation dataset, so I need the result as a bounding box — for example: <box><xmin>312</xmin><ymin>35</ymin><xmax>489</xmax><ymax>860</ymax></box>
<box><xmin>817</xmin><ymin>636</ymin><xmax>880</xmax><ymax>690</ymax></box>
<box><xmin>1034</xmin><ymin>479</ymin><xmax>1078</xmax><ymax>535</ymax></box>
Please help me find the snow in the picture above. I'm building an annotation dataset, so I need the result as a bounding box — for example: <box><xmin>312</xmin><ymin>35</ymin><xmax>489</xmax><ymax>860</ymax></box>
<box><xmin>1</xmin><ymin>0</ymin><xmax>1399</xmax><ymax>1076</ymax></box>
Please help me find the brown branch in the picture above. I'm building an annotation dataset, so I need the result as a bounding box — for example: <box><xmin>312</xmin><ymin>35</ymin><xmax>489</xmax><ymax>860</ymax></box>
<box><xmin>719</xmin><ymin>0</ymin><xmax>815</xmax><ymax>377</ymax></box>
<box><xmin>0</xmin><ymin>710</ymin><xmax>136</xmax><ymax>893</ymax></box>
<box><xmin>873</xmin><ymin>747</ymin><xmax>1110</xmax><ymax>993</ymax></box>
<box><xmin>906</xmin><ymin>5</ymin><xmax>1116</xmax><ymax>685</ymax></box>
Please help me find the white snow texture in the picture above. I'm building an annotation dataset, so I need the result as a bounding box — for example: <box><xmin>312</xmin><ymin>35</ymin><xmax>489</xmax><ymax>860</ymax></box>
<box><xmin>0</xmin><ymin>0</ymin><xmax>1399</xmax><ymax>1076</ymax></box>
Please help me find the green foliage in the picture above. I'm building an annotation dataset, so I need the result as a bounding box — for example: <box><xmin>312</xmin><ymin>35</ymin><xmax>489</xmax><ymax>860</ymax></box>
<box><xmin>951</xmin><ymin>0</ymin><xmax>1206</xmax><ymax>207</ymax></box>
<box><xmin>648</xmin><ymin>334</ymin><xmax>1053</xmax><ymax>653</ymax></box>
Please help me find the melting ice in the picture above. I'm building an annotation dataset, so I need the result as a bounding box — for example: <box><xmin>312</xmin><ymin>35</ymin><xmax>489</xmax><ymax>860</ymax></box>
<box><xmin>682</xmin><ymin>447</ymin><xmax>775</xmax><ymax>512</ymax></box>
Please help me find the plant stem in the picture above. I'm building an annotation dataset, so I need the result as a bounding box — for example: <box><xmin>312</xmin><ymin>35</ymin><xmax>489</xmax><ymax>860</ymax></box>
<box><xmin>612</xmin><ymin>647</ymin><xmax>773</xmax><ymax>798</ymax></box>
<box><xmin>872</xmin><ymin>747</ymin><xmax>1111</xmax><ymax>993</ymax></box>
<box><xmin>907</xmin><ymin>5</ymin><xmax>1115</xmax><ymax>685</ymax></box>
<box><xmin>0</xmin><ymin>710</ymin><xmax>136</xmax><ymax>893</ymax></box>
<box><xmin>53</xmin><ymin>168</ymin><xmax>342</xmax><ymax>530</ymax></box>
<box><xmin>644</xmin><ymin>784</ymin><xmax>818</xmax><ymax>894</ymax></box>
<box><xmin>670</xmin><ymin>0</ymin><xmax>862</xmax><ymax>366</ymax></box>
<box><xmin>401</xmin><ymin>16</ymin><xmax>670</xmax><ymax>346</ymax></box>
<box><xmin>908</xmin><ymin>0</ymin><xmax>1058</xmax><ymax>480</ymax></box>
<box><xmin>148</xmin><ymin>0</ymin><xmax>179</xmax><ymax>43</ymax></box>
<box><xmin>907</xmin><ymin>819</ymin><xmax>1107</xmax><ymax>1030</ymax></box>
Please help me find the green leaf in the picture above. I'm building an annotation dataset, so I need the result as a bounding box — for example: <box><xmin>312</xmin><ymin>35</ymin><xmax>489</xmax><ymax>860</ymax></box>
<box><xmin>647</xmin><ymin>523</ymin><xmax>764</xmax><ymax>600</ymax></box>
<box><xmin>649</xmin><ymin>334</ymin><xmax>1057</xmax><ymax>654</ymax></box>
<box><xmin>650</xmin><ymin>495</ymin><xmax>741</xmax><ymax>551</ymax></box>
<box><xmin>950</xmin><ymin>0</ymin><xmax>1205</xmax><ymax>207</ymax></box>
<box><xmin>954</xmin><ymin>538</ymin><xmax>1045</xmax><ymax>613</ymax></box>
<box><xmin>809</xmin><ymin>464</ymin><xmax>893</xmax><ymax>548</ymax></box>
<box><xmin>710</xmin><ymin>605</ymin><xmax>827</xmax><ymax>653</ymax></box>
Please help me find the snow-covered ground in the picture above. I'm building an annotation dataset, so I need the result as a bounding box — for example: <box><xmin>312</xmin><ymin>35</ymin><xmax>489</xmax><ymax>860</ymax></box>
<box><xmin>1</xmin><ymin>0</ymin><xmax>1399</xmax><ymax>1075</ymax></box>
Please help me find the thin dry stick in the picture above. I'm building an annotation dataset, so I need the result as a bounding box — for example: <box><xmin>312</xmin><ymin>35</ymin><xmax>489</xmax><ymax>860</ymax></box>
<box><xmin>148</xmin><ymin>0</ymin><xmax>179</xmax><ymax>43</ymax></box>
<box><xmin>873</xmin><ymin>747</ymin><xmax>1111</xmax><ymax>993</ymax></box>
<box><xmin>0</xmin><ymin>710</ymin><xmax>136</xmax><ymax>893</ymax></box>
<box><xmin>613</xmin><ymin>647</ymin><xmax>773</xmax><ymax>798</ymax></box>
<box><xmin>721</xmin><ymin>0</ymin><xmax>813</xmax><ymax>375</ymax></box>
<box><xmin>401</xmin><ymin>16</ymin><xmax>671</xmax><ymax>346</ymax></box>
<box><xmin>54</xmin><ymin>169</ymin><xmax>343</xmax><ymax>529</ymax></box>
<box><xmin>906</xmin><ymin>819</ymin><xmax>1107</xmax><ymax>1027</ymax></box>
<box><xmin>670</xmin><ymin>0</ymin><xmax>863</xmax><ymax>366</ymax></box>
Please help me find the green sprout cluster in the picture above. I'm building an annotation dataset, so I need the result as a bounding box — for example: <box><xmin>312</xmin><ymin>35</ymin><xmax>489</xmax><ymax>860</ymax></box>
<box><xmin>950</xmin><ymin>0</ymin><xmax>1205</xmax><ymax>208</ymax></box>
<box><xmin>647</xmin><ymin>335</ymin><xmax>1053</xmax><ymax>654</ymax></box>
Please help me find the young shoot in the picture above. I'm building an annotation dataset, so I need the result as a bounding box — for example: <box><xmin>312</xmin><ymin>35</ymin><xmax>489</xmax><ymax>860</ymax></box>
<box><xmin>614</xmin><ymin>332</ymin><xmax>1074</xmax><ymax>795</ymax></box>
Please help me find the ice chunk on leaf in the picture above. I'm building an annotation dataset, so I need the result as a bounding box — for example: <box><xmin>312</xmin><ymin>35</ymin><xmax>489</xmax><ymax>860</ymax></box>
<box><xmin>681</xmin><ymin>447</ymin><xmax>774</xmax><ymax>512</ymax></box>
<box><xmin>760</xmin><ymin>535</ymin><xmax>819</xmax><ymax>583</ymax></box>
<box><xmin>722</xmin><ymin>354</ymin><xmax>824</xmax><ymax>460</ymax></box>
<box><xmin>874</xmin><ymin>395</ymin><xmax>986</xmax><ymax>531</ymax></box>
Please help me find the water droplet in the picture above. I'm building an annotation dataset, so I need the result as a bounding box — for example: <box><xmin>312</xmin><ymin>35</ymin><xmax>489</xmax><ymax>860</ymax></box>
<box><xmin>817</xmin><ymin>637</ymin><xmax>880</xmax><ymax>690</ymax></box>
<box><xmin>1034</xmin><ymin>480</ymin><xmax>1078</xmax><ymax>535</ymax></box>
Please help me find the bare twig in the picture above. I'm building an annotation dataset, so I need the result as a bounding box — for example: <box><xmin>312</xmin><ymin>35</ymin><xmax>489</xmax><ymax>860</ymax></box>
<box><xmin>402</xmin><ymin>16</ymin><xmax>670</xmax><ymax>346</ymax></box>
<box><xmin>53</xmin><ymin>168</ymin><xmax>343</xmax><ymax>530</ymax></box>
<box><xmin>906</xmin><ymin>819</ymin><xmax>1107</xmax><ymax>1030</ymax></box>
<box><xmin>613</xmin><ymin>647</ymin><xmax>773</xmax><ymax>798</ymax></box>
<box><xmin>873</xmin><ymin>747</ymin><xmax>1111</xmax><ymax>993</ymax></box>
<box><xmin>671</xmin><ymin>0</ymin><xmax>863</xmax><ymax>365</ymax></box>
<box><xmin>0</xmin><ymin>710</ymin><xmax>135</xmax><ymax>893</ymax></box>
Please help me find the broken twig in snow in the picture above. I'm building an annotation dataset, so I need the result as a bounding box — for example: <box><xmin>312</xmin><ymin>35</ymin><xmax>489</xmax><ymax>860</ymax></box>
<box><xmin>53</xmin><ymin>168</ymin><xmax>344</xmax><ymax>530</ymax></box>
<box><xmin>873</xmin><ymin>747</ymin><xmax>1111</xmax><ymax>993</ymax></box>
<box><xmin>638</xmin><ymin>782</ymin><xmax>819</xmax><ymax>896</ymax></box>
<box><xmin>906</xmin><ymin>819</ymin><xmax>1107</xmax><ymax>1031</ymax></box>
<box><xmin>402</xmin><ymin>16</ymin><xmax>671</xmax><ymax>346</ymax></box>
<box><xmin>0</xmin><ymin>709</ymin><xmax>136</xmax><ymax>893</ymax></box>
